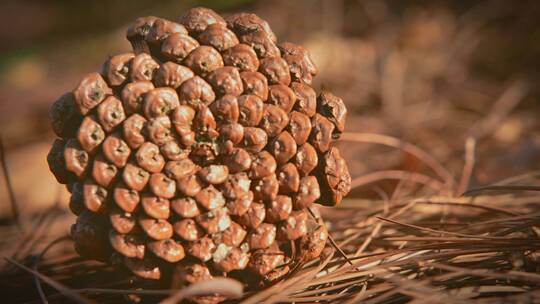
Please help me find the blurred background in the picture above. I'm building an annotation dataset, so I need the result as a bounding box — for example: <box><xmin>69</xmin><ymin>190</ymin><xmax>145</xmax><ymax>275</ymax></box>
<box><xmin>1</xmin><ymin>0</ymin><xmax>540</xmax><ymax>218</ymax></box>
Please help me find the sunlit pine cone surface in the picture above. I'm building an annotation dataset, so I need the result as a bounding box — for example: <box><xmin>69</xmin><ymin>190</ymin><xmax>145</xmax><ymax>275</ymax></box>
<box><xmin>47</xmin><ymin>7</ymin><xmax>351</xmax><ymax>302</ymax></box>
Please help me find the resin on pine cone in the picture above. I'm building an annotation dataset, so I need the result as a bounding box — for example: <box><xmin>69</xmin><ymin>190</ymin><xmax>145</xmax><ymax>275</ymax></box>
<box><xmin>47</xmin><ymin>6</ymin><xmax>350</xmax><ymax>300</ymax></box>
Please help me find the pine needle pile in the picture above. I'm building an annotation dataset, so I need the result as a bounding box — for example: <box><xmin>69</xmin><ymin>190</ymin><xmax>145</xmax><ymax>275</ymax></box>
<box><xmin>2</xmin><ymin>130</ymin><xmax>540</xmax><ymax>303</ymax></box>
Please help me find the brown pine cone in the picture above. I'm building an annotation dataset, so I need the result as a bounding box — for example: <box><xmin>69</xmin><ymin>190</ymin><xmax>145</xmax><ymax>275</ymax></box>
<box><xmin>46</xmin><ymin>6</ymin><xmax>350</xmax><ymax>303</ymax></box>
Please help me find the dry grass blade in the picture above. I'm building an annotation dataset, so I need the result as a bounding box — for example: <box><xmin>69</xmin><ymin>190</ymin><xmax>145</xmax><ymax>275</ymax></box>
<box><xmin>33</xmin><ymin>235</ymin><xmax>72</xmax><ymax>304</ymax></box>
<box><xmin>430</xmin><ymin>262</ymin><xmax>540</xmax><ymax>285</ymax></box>
<box><xmin>350</xmin><ymin>170</ymin><xmax>445</xmax><ymax>191</ymax></box>
<box><xmin>467</xmin><ymin>79</ymin><xmax>529</xmax><ymax>141</ymax></box>
<box><xmin>339</xmin><ymin>132</ymin><xmax>455</xmax><ymax>187</ymax></box>
<box><xmin>160</xmin><ymin>278</ymin><xmax>243</xmax><ymax>304</ymax></box>
<box><xmin>457</xmin><ymin>137</ymin><xmax>476</xmax><ymax>196</ymax></box>
<box><xmin>0</xmin><ymin>136</ymin><xmax>20</xmax><ymax>228</ymax></box>
<box><xmin>376</xmin><ymin>216</ymin><xmax>529</xmax><ymax>240</ymax></box>
<box><xmin>464</xmin><ymin>185</ymin><xmax>540</xmax><ymax>196</ymax></box>
<box><xmin>5</xmin><ymin>257</ymin><xmax>93</xmax><ymax>304</ymax></box>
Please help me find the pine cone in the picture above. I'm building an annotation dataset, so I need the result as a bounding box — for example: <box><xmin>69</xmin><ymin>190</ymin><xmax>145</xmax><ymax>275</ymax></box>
<box><xmin>47</xmin><ymin>7</ymin><xmax>350</xmax><ymax>302</ymax></box>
